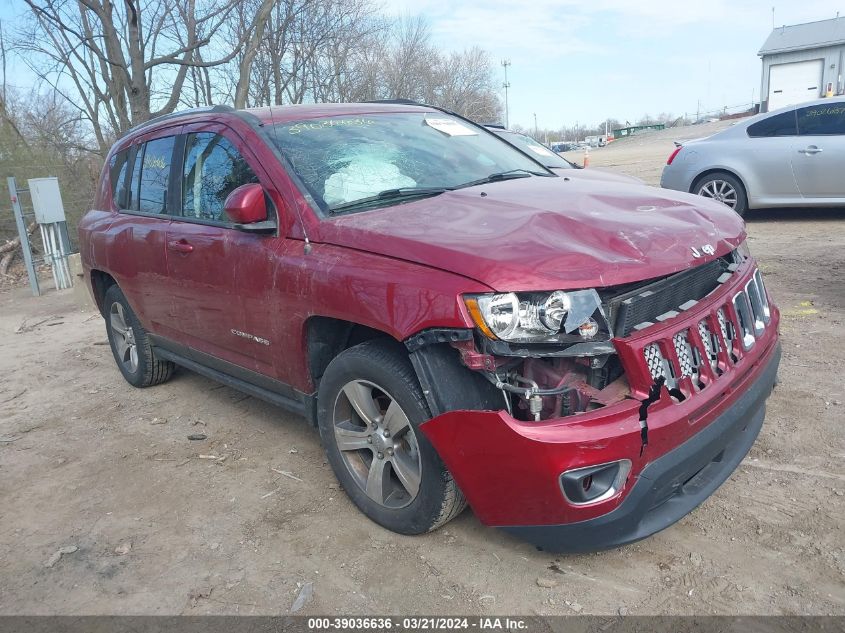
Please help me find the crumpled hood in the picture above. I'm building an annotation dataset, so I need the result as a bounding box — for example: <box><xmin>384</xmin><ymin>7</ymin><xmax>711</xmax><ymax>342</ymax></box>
<box><xmin>314</xmin><ymin>176</ymin><xmax>745</xmax><ymax>291</ymax></box>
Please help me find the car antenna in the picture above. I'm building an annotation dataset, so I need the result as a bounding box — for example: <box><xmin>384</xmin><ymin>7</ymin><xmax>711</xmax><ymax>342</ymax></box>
<box><xmin>267</xmin><ymin>104</ymin><xmax>313</xmax><ymax>255</ymax></box>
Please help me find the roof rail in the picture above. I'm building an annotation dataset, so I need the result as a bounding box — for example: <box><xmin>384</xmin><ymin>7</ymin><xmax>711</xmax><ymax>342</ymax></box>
<box><xmin>123</xmin><ymin>104</ymin><xmax>236</xmax><ymax>138</ymax></box>
<box><xmin>364</xmin><ymin>99</ymin><xmax>425</xmax><ymax>106</ymax></box>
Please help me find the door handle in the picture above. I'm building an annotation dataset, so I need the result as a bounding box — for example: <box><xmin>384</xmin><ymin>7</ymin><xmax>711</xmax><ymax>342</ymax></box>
<box><xmin>799</xmin><ymin>146</ymin><xmax>823</xmax><ymax>155</ymax></box>
<box><xmin>167</xmin><ymin>239</ymin><xmax>194</xmax><ymax>253</ymax></box>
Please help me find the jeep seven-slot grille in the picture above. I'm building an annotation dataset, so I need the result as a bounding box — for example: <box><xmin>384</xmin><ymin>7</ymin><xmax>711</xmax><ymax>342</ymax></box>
<box><xmin>641</xmin><ymin>267</ymin><xmax>770</xmax><ymax>395</ymax></box>
<box><xmin>607</xmin><ymin>256</ymin><xmax>733</xmax><ymax>337</ymax></box>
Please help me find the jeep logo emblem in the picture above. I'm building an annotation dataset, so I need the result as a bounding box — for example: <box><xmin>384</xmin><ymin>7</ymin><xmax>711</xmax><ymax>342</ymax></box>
<box><xmin>691</xmin><ymin>244</ymin><xmax>715</xmax><ymax>258</ymax></box>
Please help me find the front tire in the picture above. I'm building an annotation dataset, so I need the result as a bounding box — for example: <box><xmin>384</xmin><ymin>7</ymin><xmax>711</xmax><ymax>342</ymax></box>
<box><xmin>317</xmin><ymin>340</ymin><xmax>466</xmax><ymax>534</ymax></box>
<box><xmin>103</xmin><ymin>285</ymin><xmax>174</xmax><ymax>388</ymax></box>
<box><xmin>694</xmin><ymin>172</ymin><xmax>748</xmax><ymax>216</ymax></box>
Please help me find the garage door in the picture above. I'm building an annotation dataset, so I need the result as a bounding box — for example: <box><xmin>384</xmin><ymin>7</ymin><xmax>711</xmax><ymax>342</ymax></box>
<box><xmin>768</xmin><ymin>59</ymin><xmax>824</xmax><ymax>111</ymax></box>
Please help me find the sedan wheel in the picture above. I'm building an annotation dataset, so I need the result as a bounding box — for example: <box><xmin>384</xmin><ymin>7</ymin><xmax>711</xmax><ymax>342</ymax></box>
<box><xmin>697</xmin><ymin>179</ymin><xmax>738</xmax><ymax>209</ymax></box>
<box><xmin>693</xmin><ymin>172</ymin><xmax>747</xmax><ymax>216</ymax></box>
<box><xmin>333</xmin><ymin>379</ymin><xmax>422</xmax><ymax>509</ymax></box>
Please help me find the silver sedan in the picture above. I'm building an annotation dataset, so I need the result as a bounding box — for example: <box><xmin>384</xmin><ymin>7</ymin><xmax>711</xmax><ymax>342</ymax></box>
<box><xmin>660</xmin><ymin>97</ymin><xmax>845</xmax><ymax>215</ymax></box>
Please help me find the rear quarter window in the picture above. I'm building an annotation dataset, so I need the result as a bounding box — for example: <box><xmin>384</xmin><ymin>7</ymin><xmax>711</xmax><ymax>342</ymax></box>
<box><xmin>127</xmin><ymin>146</ymin><xmax>143</xmax><ymax>211</ymax></box>
<box><xmin>747</xmin><ymin>110</ymin><xmax>797</xmax><ymax>137</ymax></box>
<box><xmin>109</xmin><ymin>149</ymin><xmax>130</xmax><ymax>208</ymax></box>
<box><xmin>796</xmin><ymin>103</ymin><xmax>845</xmax><ymax>135</ymax></box>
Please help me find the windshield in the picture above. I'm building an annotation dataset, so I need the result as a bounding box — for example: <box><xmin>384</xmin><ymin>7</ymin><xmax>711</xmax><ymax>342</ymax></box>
<box><xmin>270</xmin><ymin>112</ymin><xmax>551</xmax><ymax>213</ymax></box>
<box><xmin>494</xmin><ymin>130</ymin><xmax>572</xmax><ymax>169</ymax></box>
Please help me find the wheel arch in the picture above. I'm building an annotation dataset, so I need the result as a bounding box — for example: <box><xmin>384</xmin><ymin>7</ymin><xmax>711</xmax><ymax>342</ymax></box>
<box><xmin>690</xmin><ymin>168</ymin><xmax>750</xmax><ymax>200</ymax></box>
<box><xmin>90</xmin><ymin>269</ymin><xmax>118</xmax><ymax>317</ymax></box>
<box><xmin>303</xmin><ymin>317</ymin><xmax>501</xmax><ymax>421</ymax></box>
<box><xmin>304</xmin><ymin>315</ymin><xmax>398</xmax><ymax>391</ymax></box>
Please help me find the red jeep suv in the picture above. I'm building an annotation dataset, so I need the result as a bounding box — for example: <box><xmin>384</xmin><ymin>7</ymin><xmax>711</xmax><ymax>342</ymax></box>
<box><xmin>79</xmin><ymin>102</ymin><xmax>780</xmax><ymax>551</ymax></box>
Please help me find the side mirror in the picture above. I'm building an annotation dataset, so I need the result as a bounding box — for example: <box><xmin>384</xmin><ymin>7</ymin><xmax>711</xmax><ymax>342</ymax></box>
<box><xmin>224</xmin><ymin>183</ymin><xmax>267</xmax><ymax>224</ymax></box>
<box><xmin>224</xmin><ymin>184</ymin><xmax>275</xmax><ymax>233</ymax></box>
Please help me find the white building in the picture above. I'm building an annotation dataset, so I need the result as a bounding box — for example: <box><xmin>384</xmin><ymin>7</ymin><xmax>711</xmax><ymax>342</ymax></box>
<box><xmin>759</xmin><ymin>16</ymin><xmax>845</xmax><ymax>112</ymax></box>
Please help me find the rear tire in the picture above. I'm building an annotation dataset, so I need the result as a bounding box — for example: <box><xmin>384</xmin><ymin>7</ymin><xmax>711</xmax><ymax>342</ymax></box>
<box><xmin>103</xmin><ymin>285</ymin><xmax>174</xmax><ymax>388</ymax></box>
<box><xmin>693</xmin><ymin>172</ymin><xmax>747</xmax><ymax>216</ymax></box>
<box><xmin>317</xmin><ymin>339</ymin><xmax>466</xmax><ymax>534</ymax></box>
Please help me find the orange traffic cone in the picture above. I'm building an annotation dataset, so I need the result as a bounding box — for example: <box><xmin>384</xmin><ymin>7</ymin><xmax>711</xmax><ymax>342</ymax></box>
<box><xmin>583</xmin><ymin>146</ymin><xmax>590</xmax><ymax>168</ymax></box>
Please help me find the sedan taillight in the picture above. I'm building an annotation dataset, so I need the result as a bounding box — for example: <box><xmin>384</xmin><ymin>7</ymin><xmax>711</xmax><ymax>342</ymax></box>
<box><xmin>666</xmin><ymin>146</ymin><xmax>683</xmax><ymax>165</ymax></box>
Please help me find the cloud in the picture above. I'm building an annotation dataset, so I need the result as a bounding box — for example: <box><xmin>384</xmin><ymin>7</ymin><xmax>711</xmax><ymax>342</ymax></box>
<box><xmin>382</xmin><ymin>0</ymin><xmax>601</xmax><ymax>59</ymax></box>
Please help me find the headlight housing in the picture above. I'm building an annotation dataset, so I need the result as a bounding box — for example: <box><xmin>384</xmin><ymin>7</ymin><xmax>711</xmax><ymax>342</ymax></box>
<box><xmin>465</xmin><ymin>289</ymin><xmax>612</xmax><ymax>344</ymax></box>
<box><xmin>735</xmin><ymin>239</ymin><xmax>751</xmax><ymax>262</ymax></box>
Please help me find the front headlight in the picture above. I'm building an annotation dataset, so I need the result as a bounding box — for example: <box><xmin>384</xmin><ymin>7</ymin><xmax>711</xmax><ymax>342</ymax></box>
<box><xmin>465</xmin><ymin>289</ymin><xmax>610</xmax><ymax>343</ymax></box>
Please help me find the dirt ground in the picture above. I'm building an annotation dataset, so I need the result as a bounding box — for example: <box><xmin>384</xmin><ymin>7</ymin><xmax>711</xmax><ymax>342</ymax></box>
<box><xmin>1</xmin><ymin>123</ymin><xmax>844</xmax><ymax>616</ymax></box>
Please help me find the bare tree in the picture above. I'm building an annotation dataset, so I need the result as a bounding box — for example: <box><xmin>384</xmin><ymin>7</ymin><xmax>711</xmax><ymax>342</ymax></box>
<box><xmin>16</xmin><ymin>0</ymin><xmax>273</xmax><ymax>153</ymax></box>
<box><xmin>13</xmin><ymin>1</ymin><xmax>502</xmax><ymax>154</ymax></box>
<box><xmin>0</xmin><ymin>87</ymin><xmax>100</xmax><ymax>247</ymax></box>
<box><xmin>381</xmin><ymin>15</ymin><xmax>438</xmax><ymax>102</ymax></box>
<box><xmin>435</xmin><ymin>47</ymin><xmax>501</xmax><ymax>122</ymax></box>
<box><xmin>233</xmin><ymin>0</ymin><xmax>275</xmax><ymax>108</ymax></box>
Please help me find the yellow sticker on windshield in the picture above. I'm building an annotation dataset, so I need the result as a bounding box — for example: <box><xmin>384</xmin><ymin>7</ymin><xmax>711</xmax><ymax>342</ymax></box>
<box><xmin>424</xmin><ymin>117</ymin><xmax>478</xmax><ymax>136</ymax></box>
<box><xmin>288</xmin><ymin>118</ymin><xmax>376</xmax><ymax>134</ymax></box>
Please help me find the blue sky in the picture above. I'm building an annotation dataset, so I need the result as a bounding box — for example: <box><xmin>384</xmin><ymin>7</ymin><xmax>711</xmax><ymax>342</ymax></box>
<box><xmin>2</xmin><ymin>0</ymin><xmax>842</xmax><ymax>130</ymax></box>
<box><xmin>384</xmin><ymin>0</ymin><xmax>843</xmax><ymax>128</ymax></box>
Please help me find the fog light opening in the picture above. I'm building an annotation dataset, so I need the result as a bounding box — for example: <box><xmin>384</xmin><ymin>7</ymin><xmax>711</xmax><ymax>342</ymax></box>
<box><xmin>560</xmin><ymin>459</ymin><xmax>632</xmax><ymax>506</ymax></box>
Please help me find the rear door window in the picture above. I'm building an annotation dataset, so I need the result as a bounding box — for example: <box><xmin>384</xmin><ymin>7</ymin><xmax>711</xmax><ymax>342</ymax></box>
<box><xmin>137</xmin><ymin>136</ymin><xmax>176</xmax><ymax>214</ymax></box>
<box><xmin>181</xmin><ymin>132</ymin><xmax>259</xmax><ymax>222</ymax></box>
<box><xmin>747</xmin><ymin>110</ymin><xmax>798</xmax><ymax>137</ymax></box>
<box><xmin>796</xmin><ymin>103</ymin><xmax>845</xmax><ymax>135</ymax></box>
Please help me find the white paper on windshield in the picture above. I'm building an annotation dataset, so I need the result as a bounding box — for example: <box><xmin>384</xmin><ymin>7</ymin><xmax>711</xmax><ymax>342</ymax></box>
<box><xmin>528</xmin><ymin>145</ymin><xmax>556</xmax><ymax>157</ymax></box>
<box><xmin>424</xmin><ymin>117</ymin><xmax>478</xmax><ymax>136</ymax></box>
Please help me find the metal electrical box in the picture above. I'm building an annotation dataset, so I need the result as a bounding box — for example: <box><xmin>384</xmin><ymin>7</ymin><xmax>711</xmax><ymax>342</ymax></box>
<box><xmin>28</xmin><ymin>177</ymin><xmax>67</xmax><ymax>224</ymax></box>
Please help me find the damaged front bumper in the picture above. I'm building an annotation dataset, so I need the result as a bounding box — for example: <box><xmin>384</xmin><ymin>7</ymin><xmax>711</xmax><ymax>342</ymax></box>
<box><xmin>421</xmin><ymin>339</ymin><xmax>779</xmax><ymax>552</ymax></box>
<box><xmin>419</xmin><ymin>260</ymin><xmax>781</xmax><ymax>551</ymax></box>
<box><xmin>505</xmin><ymin>342</ymin><xmax>779</xmax><ymax>551</ymax></box>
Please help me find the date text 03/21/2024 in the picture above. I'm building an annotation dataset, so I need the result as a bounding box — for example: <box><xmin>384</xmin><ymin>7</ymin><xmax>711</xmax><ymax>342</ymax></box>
<box><xmin>306</xmin><ymin>617</ymin><xmax>529</xmax><ymax>630</ymax></box>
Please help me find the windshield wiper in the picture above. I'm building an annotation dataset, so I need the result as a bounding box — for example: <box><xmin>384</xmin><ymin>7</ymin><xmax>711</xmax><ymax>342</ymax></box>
<box><xmin>455</xmin><ymin>168</ymin><xmax>549</xmax><ymax>190</ymax></box>
<box><xmin>329</xmin><ymin>187</ymin><xmax>452</xmax><ymax>213</ymax></box>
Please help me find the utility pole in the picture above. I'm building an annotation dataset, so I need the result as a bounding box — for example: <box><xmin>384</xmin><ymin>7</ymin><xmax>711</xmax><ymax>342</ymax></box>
<box><xmin>501</xmin><ymin>59</ymin><xmax>511</xmax><ymax>128</ymax></box>
<box><xmin>533</xmin><ymin>113</ymin><xmax>538</xmax><ymax>137</ymax></box>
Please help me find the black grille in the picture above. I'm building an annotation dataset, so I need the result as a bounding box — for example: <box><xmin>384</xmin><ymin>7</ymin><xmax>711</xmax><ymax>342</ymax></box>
<box><xmin>607</xmin><ymin>257</ymin><xmax>731</xmax><ymax>337</ymax></box>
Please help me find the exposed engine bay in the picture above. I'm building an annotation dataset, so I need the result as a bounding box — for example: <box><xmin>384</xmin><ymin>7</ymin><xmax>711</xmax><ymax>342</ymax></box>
<box><xmin>483</xmin><ymin>354</ymin><xmax>630</xmax><ymax>421</ymax></box>
<box><xmin>454</xmin><ymin>251</ymin><xmax>744</xmax><ymax>421</ymax></box>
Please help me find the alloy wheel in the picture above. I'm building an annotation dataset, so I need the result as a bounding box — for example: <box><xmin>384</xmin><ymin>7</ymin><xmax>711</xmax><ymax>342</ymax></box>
<box><xmin>109</xmin><ymin>302</ymin><xmax>139</xmax><ymax>373</ymax></box>
<box><xmin>698</xmin><ymin>179</ymin><xmax>738</xmax><ymax>209</ymax></box>
<box><xmin>332</xmin><ymin>380</ymin><xmax>422</xmax><ymax>509</ymax></box>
